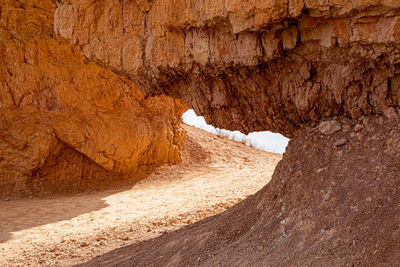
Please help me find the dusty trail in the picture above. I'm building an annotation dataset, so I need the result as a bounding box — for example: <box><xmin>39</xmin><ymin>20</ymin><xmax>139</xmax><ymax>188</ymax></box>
<box><xmin>0</xmin><ymin>124</ymin><xmax>281</xmax><ymax>266</ymax></box>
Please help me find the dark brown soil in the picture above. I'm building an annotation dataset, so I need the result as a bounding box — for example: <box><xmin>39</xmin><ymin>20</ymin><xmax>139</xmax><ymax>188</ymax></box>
<box><xmin>80</xmin><ymin>116</ymin><xmax>400</xmax><ymax>267</ymax></box>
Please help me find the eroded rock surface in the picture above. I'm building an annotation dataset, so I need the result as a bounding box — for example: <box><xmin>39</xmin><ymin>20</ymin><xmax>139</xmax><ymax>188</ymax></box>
<box><xmin>56</xmin><ymin>0</ymin><xmax>400</xmax><ymax>136</ymax></box>
<box><xmin>0</xmin><ymin>0</ymin><xmax>185</xmax><ymax>198</ymax></box>
<box><xmin>82</xmin><ymin>115</ymin><xmax>400</xmax><ymax>266</ymax></box>
<box><xmin>49</xmin><ymin>1</ymin><xmax>400</xmax><ymax>265</ymax></box>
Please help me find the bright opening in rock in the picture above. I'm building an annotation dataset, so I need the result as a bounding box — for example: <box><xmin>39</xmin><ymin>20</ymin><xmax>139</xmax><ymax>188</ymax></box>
<box><xmin>182</xmin><ymin>109</ymin><xmax>290</xmax><ymax>154</ymax></box>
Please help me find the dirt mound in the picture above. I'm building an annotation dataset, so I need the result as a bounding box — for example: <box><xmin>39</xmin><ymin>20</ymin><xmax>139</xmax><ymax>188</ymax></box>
<box><xmin>0</xmin><ymin>125</ymin><xmax>281</xmax><ymax>266</ymax></box>
<box><xmin>83</xmin><ymin>116</ymin><xmax>400</xmax><ymax>266</ymax></box>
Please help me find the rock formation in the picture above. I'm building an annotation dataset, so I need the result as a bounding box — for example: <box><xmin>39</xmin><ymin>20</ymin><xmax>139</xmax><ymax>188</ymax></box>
<box><xmin>2</xmin><ymin>0</ymin><xmax>400</xmax><ymax>264</ymax></box>
<box><xmin>52</xmin><ymin>0</ymin><xmax>400</xmax><ymax>265</ymax></box>
<box><xmin>56</xmin><ymin>0</ymin><xmax>400</xmax><ymax>136</ymax></box>
<box><xmin>0</xmin><ymin>0</ymin><xmax>186</xmax><ymax>198</ymax></box>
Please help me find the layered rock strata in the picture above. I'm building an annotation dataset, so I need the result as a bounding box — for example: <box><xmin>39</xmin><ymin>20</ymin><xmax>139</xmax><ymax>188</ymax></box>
<box><xmin>56</xmin><ymin>0</ymin><xmax>400</xmax><ymax>136</ymax></box>
<box><xmin>83</xmin><ymin>115</ymin><xmax>400</xmax><ymax>266</ymax></box>
<box><xmin>0</xmin><ymin>0</ymin><xmax>185</xmax><ymax>198</ymax></box>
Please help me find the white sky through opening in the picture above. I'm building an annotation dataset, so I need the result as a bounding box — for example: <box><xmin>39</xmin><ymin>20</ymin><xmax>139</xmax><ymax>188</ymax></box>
<box><xmin>182</xmin><ymin>109</ymin><xmax>289</xmax><ymax>154</ymax></box>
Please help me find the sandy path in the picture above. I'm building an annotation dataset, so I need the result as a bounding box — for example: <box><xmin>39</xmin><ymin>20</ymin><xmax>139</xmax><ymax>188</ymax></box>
<box><xmin>0</xmin><ymin>124</ymin><xmax>281</xmax><ymax>266</ymax></box>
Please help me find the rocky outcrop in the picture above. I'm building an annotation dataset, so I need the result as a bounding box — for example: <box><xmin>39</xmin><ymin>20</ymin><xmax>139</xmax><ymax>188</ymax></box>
<box><xmin>82</xmin><ymin>115</ymin><xmax>400</xmax><ymax>266</ymax></box>
<box><xmin>55</xmin><ymin>0</ymin><xmax>400</xmax><ymax>136</ymax></box>
<box><xmin>0</xmin><ymin>0</ymin><xmax>186</xmax><ymax>198</ymax></box>
<box><xmin>3</xmin><ymin>0</ymin><xmax>400</xmax><ymax>264</ymax></box>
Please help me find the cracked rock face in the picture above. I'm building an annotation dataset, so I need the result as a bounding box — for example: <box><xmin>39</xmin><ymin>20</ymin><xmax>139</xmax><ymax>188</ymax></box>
<box><xmin>0</xmin><ymin>0</ymin><xmax>186</xmax><ymax>198</ymax></box>
<box><xmin>56</xmin><ymin>0</ymin><xmax>400</xmax><ymax>137</ymax></box>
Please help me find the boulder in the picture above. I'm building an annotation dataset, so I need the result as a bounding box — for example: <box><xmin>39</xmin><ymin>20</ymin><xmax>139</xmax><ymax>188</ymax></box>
<box><xmin>318</xmin><ymin>120</ymin><xmax>342</xmax><ymax>135</ymax></box>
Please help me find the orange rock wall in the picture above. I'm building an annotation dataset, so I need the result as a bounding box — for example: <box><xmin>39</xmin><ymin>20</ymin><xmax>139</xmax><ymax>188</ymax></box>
<box><xmin>0</xmin><ymin>0</ymin><xmax>186</xmax><ymax>198</ymax></box>
<box><xmin>56</xmin><ymin>0</ymin><xmax>400</xmax><ymax>136</ymax></box>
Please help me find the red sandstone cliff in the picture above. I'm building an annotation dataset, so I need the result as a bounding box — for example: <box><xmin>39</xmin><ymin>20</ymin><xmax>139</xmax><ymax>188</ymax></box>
<box><xmin>0</xmin><ymin>0</ymin><xmax>186</xmax><ymax>198</ymax></box>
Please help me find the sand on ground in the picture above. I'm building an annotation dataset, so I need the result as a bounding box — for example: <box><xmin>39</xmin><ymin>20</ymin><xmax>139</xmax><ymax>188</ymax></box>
<box><xmin>0</xmin><ymin>124</ymin><xmax>282</xmax><ymax>266</ymax></box>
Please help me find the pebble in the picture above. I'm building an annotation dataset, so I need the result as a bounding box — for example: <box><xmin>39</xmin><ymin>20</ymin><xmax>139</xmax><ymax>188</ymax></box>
<box><xmin>342</xmin><ymin>124</ymin><xmax>351</xmax><ymax>133</ymax></box>
<box><xmin>383</xmin><ymin>107</ymin><xmax>399</xmax><ymax>120</ymax></box>
<box><xmin>362</xmin><ymin>118</ymin><xmax>375</xmax><ymax>132</ymax></box>
<box><xmin>354</xmin><ymin>124</ymin><xmax>364</xmax><ymax>132</ymax></box>
<box><xmin>80</xmin><ymin>242</ymin><xmax>89</xmax><ymax>247</ymax></box>
<box><xmin>318</xmin><ymin>120</ymin><xmax>342</xmax><ymax>135</ymax></box>
<box><xmin>356</xmin><ymin>132</ymin><xmax>363</xmax><ymax>141</ymax></box>
<box><xmin>334</xmin><ymin>138</ymin><xmax>347</xmax><ymax>147</ymax></box>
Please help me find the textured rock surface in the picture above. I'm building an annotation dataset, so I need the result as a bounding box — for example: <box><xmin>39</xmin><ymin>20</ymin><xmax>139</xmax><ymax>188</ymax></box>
<box><xmin>56</xmin><ymin>0</ymin><xmax>400</xmax><ymax>136</ymax></box>
<box><xmin>82</xmin><ymin>116</ymin><xmax>400</xmax><ymax>266</ymax></box>
<box><xmin>0</xmin><ymin>0</ymin><xmax>186</xmax><ymax>198</ymax></box>
<box><xmin>2</xmin><ymin>1</ymin><xmax>399</xmax><ymax>264</ymax></box>
<box><xmin>318</xmin><ymin>120</ymin><xmax>342</xmax><ymax>135</ymax></box>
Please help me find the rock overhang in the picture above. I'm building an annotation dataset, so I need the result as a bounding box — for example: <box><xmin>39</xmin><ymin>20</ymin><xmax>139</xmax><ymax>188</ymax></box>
<box><xmin>54</xmin><ymin>0</ymin><xmax>400</xmax><ymax>137</ymax></box>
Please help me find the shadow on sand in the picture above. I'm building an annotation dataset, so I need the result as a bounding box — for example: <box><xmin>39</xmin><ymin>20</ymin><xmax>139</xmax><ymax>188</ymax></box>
<box><xmin>0</xmin><ymin>185</ymin><xmax>136</xmax><ymax>244</ymax></box>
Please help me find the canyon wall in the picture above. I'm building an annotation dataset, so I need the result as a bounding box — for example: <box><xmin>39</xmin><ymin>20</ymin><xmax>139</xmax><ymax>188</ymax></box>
<box><xmin>56</xmin><ymin>0</ymin><xmax>400</xmax><ymax>136</ymax></box>
<box><xmin>0</xmin><ymin>0</ymin><xmax>185</xmax><ymax>198</ymax></box>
